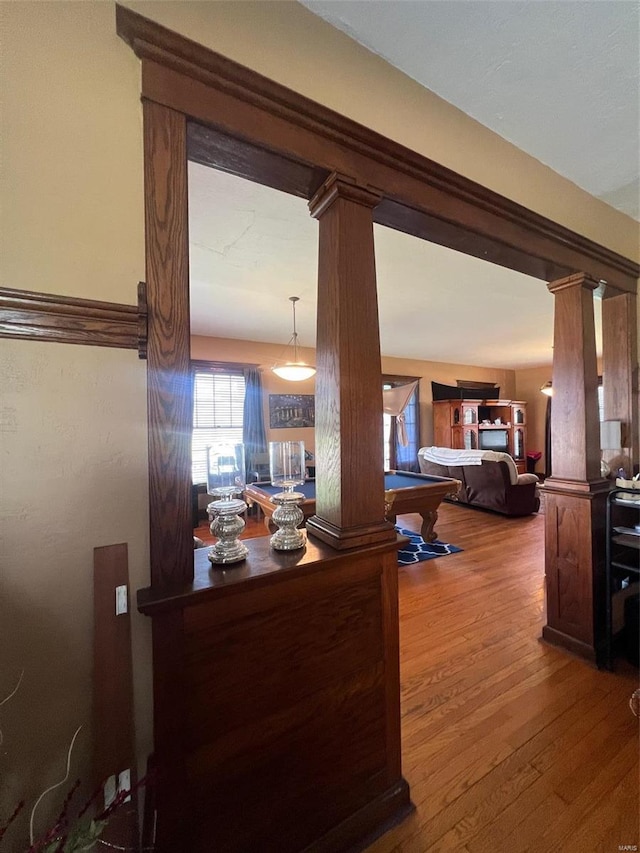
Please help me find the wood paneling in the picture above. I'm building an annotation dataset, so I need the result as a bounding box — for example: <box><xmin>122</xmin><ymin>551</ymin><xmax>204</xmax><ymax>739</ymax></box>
<box><xmin>542</xmin><ymin>492</ymin><xmax>607</xmax><ymax>657</ymax></box>
<box><xmin>115</xmin><ymin>4</ymin><xmax>638</xmax><ymax>293</ymax></box>
<box><xmin>143</xmin><ymin>100</ymin><xmax>193</xmax><ymax>586</ymax></box>
<box><xmin>0</xmin><ymin>286</ymin><xmax>146</xmax><ymax>354</ymax></box>
<box><xmin>138</xmin><ymin>535</ymin><xmax>408</xmax><ymax>853</ymax></box>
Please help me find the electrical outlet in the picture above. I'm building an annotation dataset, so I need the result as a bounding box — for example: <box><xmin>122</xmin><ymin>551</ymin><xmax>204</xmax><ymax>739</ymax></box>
<box><xmin>115</xmin><ymin>585</ymin><xmax>128</xmax><ymax>615</ymax></box>
<box><xmin>103</xmin><ymin>774</ymin><xmax>117</xmax><ymax>809</ymax></box>
<box><xmin>117</xmin><ymin>768</ymin><xmax>132</xmax><ymax>803</ymax></box>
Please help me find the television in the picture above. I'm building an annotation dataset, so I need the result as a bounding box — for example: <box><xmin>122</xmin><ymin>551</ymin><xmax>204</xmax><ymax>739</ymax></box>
<box><xmin>431</xmin><ymin>381</ymin><xmax>500</xmax><ymax>401</ymax></box>
<box><xmin>479</xmin><ymin>429</ymin><xmax>509</xmax><ymax>453</ymax></box>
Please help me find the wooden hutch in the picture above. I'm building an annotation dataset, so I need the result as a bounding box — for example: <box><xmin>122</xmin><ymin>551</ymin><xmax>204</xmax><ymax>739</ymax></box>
<box><xmin>433</xmin><ymin>399</ymin><xmax>528</xmax><ymax>474</ymax></box>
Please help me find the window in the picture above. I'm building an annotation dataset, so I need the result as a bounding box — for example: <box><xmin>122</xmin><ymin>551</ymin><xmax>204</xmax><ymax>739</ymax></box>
<box><xmin>383</xmin><ymin>383</ymin><xmax>393</xmax><ymax>470</ymax></box>
<box><xmin>597</xmin><ymin>381</ymin><xmax>604</xmax><ymax>422</ymax></box>
<box><xmin>382</xmin><ymin>375</ymin><xmax>420</xmax><ymax>472</ymax></box>
<box><xmin>192</xmin><ymin>362</ymin><xmax>246</xmax><ymax>483</ymax></box>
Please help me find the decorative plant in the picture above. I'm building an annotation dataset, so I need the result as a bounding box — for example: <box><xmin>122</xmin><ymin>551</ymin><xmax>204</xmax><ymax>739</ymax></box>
<box><xmin>0</xmin><ymin>672</ymin><xmax>151</xmax><ymax>852</ymax></box>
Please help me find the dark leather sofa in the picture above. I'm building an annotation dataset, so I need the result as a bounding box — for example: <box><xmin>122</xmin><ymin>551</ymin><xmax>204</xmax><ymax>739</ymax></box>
<box><xmin>418</xmin><ymin>447</ymin><xmax>540</xmax><ymax>516</ymax></box>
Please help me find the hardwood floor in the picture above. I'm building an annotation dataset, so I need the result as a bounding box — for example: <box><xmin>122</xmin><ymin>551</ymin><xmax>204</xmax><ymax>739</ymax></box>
<box><xmin>196</xmin><ymin>501</ymin><xmax>639</xmax><ymax>853</ymax></box>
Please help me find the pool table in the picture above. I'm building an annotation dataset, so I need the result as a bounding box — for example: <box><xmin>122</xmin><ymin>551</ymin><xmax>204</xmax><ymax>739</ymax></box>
<box><xmin>244</xmin><ymin>470</ymin><xmax>461</xmax><ymax>543</ymax></box>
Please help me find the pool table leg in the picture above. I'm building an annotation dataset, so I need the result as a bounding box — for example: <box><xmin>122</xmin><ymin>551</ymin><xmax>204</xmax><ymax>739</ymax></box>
<box><xmin>263</xmin><ymin>513</ymin><xmax>275</xmax><ymax>533</ymax></box>
<box><xmin>420</xmin><ymin>510</ymin><xmax>438</xmax><ymax>543</ymax></box>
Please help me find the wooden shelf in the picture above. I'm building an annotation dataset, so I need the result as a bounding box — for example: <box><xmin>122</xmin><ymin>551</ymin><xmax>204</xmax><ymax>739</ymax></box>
<box><xmin>433</xmin><ymin>399</ymin><xmax>528</xmax><ymax>473</ymax></box>
<box><xmin>603</xmin><ymin>487</ymin><xmax>640</xmax><ymax>670</ymax></box>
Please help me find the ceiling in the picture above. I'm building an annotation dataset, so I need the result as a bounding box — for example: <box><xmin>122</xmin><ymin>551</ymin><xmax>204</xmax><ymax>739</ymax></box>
<box><xmin>189</xmin><ymin>0</ymin><xmax>637</xmax><ymax>370</ymax></box>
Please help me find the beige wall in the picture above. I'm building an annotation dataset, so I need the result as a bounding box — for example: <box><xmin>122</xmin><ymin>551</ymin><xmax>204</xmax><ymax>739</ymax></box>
<box><xmin>0</xmin><ymin>341</ymin><xmax>151</xmax><ymax>848</ymax></box>
<box><xmin>2</xmin><ymin>1</ymin><xmax>637</xmax><ymax>845</ymax></box>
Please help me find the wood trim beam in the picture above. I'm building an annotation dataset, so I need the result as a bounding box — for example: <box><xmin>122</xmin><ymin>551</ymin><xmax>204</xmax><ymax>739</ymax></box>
<box><xmin>115</xmin><ymin>4</ymin><xmax>638</xmax><ymax>292</ymax></box>
<box><xmin>0</xmin><ymin>286</ymin><xmax>147</xmax><ymax>356</ymax></box>
<box><xmin>187</xmin><ymin>122</ymin><xmax>328</xmax><ymax>201</ymax></box>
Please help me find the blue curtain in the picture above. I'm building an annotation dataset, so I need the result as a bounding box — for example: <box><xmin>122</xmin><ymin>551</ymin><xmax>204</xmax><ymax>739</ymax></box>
<box><xmin>243</xmin><ymin>368</ymin><xmax>267</xmax><ymax>474</ymax></box>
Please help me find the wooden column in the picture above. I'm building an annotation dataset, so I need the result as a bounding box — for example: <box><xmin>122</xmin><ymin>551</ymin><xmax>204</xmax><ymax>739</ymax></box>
<box><xmin>307</xmin><ymin>173</ymin><xmax>395</xmax><ymax>549</ymax></box>
<box><xmin>543</xmin><ymin>273</ymin><xmax>609</xmax><ymax>661</ymax></box>
<box><xmin>143</xmin><ymin>100</ymin><xmax>193</xmax><ymax>586</ymax></box>
<box><xmin>601</xmin><ymin>289</ymin><xmax>638</xmax><ymax>476</ymax></box>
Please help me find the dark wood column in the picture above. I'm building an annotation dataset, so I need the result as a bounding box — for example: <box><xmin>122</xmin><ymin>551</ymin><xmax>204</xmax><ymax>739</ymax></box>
<box><xmin>543</xmin><ymin>273</ymin><xmax>609</xmax><ymax>661</ymax></box>
<box><xmin>143</xmin><ymin>100</ymin><xmax>193</xmax><ymax>586</ymax></box>
<box><xmin>307</xmin><ymin>173</ymin><xmax>395</xmax><ymax>549</ymax></box>
<box><xmin>602</xmin><ymin>289</ymin><xmax>638</xmax><ymax>476</ymax></box>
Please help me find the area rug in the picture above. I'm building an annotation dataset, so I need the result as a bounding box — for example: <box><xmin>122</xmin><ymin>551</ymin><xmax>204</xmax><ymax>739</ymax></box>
<box><xmin>396</xmin><ymin>526</ymin><xmax>463</xmax><ymax>566</ymax></box>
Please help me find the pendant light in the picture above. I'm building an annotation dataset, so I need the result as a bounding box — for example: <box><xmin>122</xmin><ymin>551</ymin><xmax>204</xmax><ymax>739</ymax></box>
<box><xmin>271</xmin><ymin>296</ymin><xmax>316</xmax><ymax>381</ymax></box>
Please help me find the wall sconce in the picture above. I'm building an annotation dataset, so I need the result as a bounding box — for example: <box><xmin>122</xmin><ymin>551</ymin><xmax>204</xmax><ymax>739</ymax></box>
<box><xmin>271</xmin><ymin>297</ymin><xmax>316</xmax><ymax>382</ymax></box>
<box><xmin>540</xmin><ymin>380</ymin><xmax>553</xmax><ymax>397</ymax></box>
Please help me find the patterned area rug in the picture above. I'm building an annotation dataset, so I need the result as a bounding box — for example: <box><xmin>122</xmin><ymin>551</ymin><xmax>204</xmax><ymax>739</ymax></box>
<box><xmin>396</xmin><ymin>526</ymin><xmax>463</xmax><ymax>566</ymax></box>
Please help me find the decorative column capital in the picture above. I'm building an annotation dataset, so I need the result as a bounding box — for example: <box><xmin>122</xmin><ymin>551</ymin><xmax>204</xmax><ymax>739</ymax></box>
<box><xmin>547</xmin><ymin>272</ymin><xmax>600</xmax><ymax>295</ymax></box>
<box><xmin>309</xmin><ymin>172</ymin><xmax>382</xmax><ymax>220</ymax></box>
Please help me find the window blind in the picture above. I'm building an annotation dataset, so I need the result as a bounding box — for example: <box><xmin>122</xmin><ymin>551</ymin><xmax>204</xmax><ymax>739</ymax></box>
<box><xmin>192</xmin><ymin>369</ymin><xmax>246</xmax><ymax>483</ymax></box>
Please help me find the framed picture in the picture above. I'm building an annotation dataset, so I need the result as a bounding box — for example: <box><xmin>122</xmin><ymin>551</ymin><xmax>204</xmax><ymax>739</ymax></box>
<box><xmin>269</xmin><ymin>394</ymin><xmax>315</xmax><ymax>429</ymax></box>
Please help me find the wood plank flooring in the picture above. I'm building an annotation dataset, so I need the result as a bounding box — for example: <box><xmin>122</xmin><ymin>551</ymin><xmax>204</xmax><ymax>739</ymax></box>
<box><xmin>196</xmin><ymin>501</ymin><xmax>639</xmax><ymax>853</ymax></box>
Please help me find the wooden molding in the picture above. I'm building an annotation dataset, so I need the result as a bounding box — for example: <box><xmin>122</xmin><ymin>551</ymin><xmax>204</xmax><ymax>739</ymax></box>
<box><xmin>116</xmin><ymin>4</ymin><xmax>639</xmax><ymax>293</ymax></box>
<box><xmin>0</xmin><ymin>285</ymin><xmax>148</xmax><ymax>358</ymax></box>
<box><xmin>308</xmin><ymin>172</ymin><xmax>382</xmax><ymax>219</ymax></box>
<box><xmin>547</xmin><ymin>272</ymin><xmax>599</xmax><ymax>295</ymax></box>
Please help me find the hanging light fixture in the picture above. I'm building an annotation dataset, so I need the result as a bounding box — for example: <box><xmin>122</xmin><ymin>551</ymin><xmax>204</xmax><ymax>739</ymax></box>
<box><xmin>540</xmin><ymin>380</ymin><xmax>553</xmax><ymax>397</ymax></box>
<box><xmin>271</xmin><ymin>296</ymin><xmax>316</xmax><ymax>381</ymax></box>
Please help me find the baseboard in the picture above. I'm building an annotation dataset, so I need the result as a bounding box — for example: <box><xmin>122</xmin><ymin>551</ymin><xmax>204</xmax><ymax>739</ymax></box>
<box><xmin>542</xmin><ymin>625</ymin><xmax>597</xmax><ymax>663</ymax></box>
<box><xmin>302</xmin><ymin>779</ymin><xmax>413</xmax><ymax>853</ymax></box>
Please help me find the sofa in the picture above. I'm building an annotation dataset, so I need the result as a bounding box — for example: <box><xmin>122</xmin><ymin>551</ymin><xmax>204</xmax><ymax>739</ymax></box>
<box><xmin>418</xmin><ymin>447</ymin><xmax>540</xmax><ymax>516</ymax></box>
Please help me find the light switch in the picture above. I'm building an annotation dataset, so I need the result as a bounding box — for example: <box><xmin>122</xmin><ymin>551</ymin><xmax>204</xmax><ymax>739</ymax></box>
<box><xmin>115</xmin><ymin>585</ymin><xmax>128</xmax><ymax>615</ymax></box>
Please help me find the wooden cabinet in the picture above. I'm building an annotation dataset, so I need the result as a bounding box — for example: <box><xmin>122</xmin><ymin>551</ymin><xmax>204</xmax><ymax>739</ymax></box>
<box><xmin>433</xmin><ymin>399</ymin><xmax>528</xmax><ymax>474</ymax></box>
<box><xmin>602</xmin><ymin>487</ymin><xmax>640</xmax><ymax>669</ymax></box>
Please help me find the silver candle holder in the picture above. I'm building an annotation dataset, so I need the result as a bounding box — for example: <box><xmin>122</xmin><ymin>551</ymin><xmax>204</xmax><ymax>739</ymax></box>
<box><xmin>206</xmin><ymin>443</ymin><xmax>249</xmax><ymax>565</ymax></box>
<box><xmin>268</xmin><ymin>440</ymin><xmax>306</xmax><ymax>551</ymax></box>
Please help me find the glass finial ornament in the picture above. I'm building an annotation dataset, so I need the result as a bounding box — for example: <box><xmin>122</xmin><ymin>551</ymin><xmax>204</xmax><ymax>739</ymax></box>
<box><xmin>205</xmin><ymin>443</ymin><xmax>248</xmax><ymax>565</ymax></box>
<box><xmin>268</xmin><ymin>440</ymin><xmax>306</xmax><ymax>550</ymax></box>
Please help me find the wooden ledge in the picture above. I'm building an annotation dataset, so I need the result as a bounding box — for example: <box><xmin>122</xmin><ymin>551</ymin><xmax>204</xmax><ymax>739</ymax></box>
<box><xmin>542</xmin><ymin>476</ymin><xmax>611</xmax><ymax>497</ymax></box>
<box><xmin>137</xmin><ymin>531</ymin><xmax>403</xmax><ymax>614</ymax></box>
